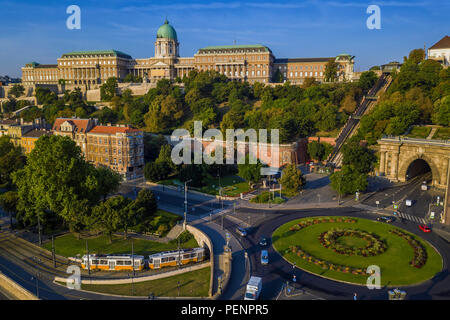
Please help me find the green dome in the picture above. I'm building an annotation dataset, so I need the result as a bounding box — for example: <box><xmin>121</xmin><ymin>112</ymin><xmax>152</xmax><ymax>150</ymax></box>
<box><xmin>156</xmin><ymin>19</ymin><xmax>177</xmax><ymax>41</ymax></box>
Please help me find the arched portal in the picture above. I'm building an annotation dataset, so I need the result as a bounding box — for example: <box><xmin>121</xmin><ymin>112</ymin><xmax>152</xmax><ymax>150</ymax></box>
<box><xmin>405</xmin><ymin>158</ymin><xmax>431</xmax><ymax>181</ymax></box>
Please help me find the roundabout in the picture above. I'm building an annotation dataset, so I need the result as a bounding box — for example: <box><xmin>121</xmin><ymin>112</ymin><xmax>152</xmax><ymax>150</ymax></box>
<box><xmin>272</xmin><ymin>216</ymin><xmax>443</xmax><ymax>286</ymax></box>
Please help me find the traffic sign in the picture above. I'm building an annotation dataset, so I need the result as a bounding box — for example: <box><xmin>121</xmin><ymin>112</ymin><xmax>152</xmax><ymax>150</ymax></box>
<box><xmin>393</xmin><ymin>204</ymin><xmax>398</xmax><ymax>209</ymax></box>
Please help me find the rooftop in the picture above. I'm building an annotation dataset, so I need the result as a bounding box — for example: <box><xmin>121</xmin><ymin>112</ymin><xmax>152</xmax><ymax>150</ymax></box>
<box><xmin>198</xmin><ymin>44</ymin><xmax>271</xmax><ymax>52</ymax></box>
<box><xmin>429</xmin><ymin>36</ymin><xmax>450</xmax><ymax>50</ymax></box>
<box><xmin>52</xmin><ymin>118</ymin><xmax>96</xmax><ymax>133</ymax></box>
<box><xmin>275</xmin><ymin>57</ymin><xmax>332</xmax><ymax>63</ymax></box>
<box><xmin>61</xmin><ymin>50</ymin><xmax>133</xmax><ymax>59</ymax></box>
<box><xmin>88</xmin><ymin>125</ymin><xmax>141</xmax><ymax>135</ymax></box>
<box><xmin>23</xmin><ymin>129</ymin><xmax>52</xmax><ymax>138</ymax></box>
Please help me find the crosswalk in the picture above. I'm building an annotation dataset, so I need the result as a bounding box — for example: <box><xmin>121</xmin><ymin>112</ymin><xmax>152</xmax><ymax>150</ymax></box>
<box><xmin>395</xmin><ymin>211</ymin><xmax>427</xmax><ymax>224</ymax></box>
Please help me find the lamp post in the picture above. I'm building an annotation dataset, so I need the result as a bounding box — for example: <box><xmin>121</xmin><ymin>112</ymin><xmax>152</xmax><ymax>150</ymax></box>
<box><xmin>184</xmin><ymin>179</ymin><xmax>192</xmax><ymax>229</ymax></box>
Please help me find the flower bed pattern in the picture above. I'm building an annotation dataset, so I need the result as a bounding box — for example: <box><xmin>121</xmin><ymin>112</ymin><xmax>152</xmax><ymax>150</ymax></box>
<box><xmin>289</xmin><ymin>245</ymin><xmax>367</xmax><ymax>275</ymax></box>
<box><xmin>389</xmin><ymin>229</ymin><xmax>427</xmax><ymax>268</ymax></box>
<box><xmin>287</xmin><ymin>217</ymin><xmax>370</xmax><ymax>276</ymax></box>
<box><xmin>289</xmin><ymin>217</ymin><xmax>357</xmax><ymax>232</ymax></box>
<box><xmin>319</xmin><ymin>228</ymin><xmax>387</xmax><ymax>257</ymax></box>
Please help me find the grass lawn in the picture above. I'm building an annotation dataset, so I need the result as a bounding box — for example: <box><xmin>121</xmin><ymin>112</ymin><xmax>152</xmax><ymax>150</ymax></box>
<box><xmin>199</xmin><ymin>175</ymin><xmax>250</xmax><ymax>197</ymax></box>
<box><xmin>432</xmin><ymin>127</ymin><xmax>450</xmax><ymax>140</ymax></box>
<box><xmin>316</xmin><ymin>127</ymin><xmax>342</xmax><ymax>138</ymax></box>
<box><xmin>79</xmin><ymin>266</ymin><xmax>210</xmax><ymax>297</ymax></box>
<box><xmin>407</xmin><ymin>126</ymin><xmax>432</xmax><ymax>139</ymax></box>
<box><xmin>44</xmin><ymin>232</ymin><xmax>199</xmax><ymax>258</ymax></box>
<box><xmin>272</xmin><ymin>216</ymin><xmax>442</xmax><ymax>286</ymax></box>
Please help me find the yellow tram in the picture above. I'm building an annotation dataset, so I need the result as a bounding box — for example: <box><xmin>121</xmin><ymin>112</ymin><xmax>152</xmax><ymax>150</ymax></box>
<box><xmin>81</xmin><ymin>254</ymin><xmax>145</xmax><ymax>271</ymax></box>
<box><xmin>148</xmin><ymin>247</ymin><xmax>205</xmax><ymax>269</ymax></box>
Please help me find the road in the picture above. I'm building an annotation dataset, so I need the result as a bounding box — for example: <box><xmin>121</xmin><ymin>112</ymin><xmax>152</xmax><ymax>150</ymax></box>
<box><xmin>222</xmin><ymin>206</ymin><xmax>450</xmax><ymax>300</ymax></box>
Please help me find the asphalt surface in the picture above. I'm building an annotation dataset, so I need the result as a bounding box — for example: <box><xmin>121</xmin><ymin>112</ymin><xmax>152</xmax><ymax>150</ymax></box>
<box><xmin>226</xmin><ymin>206</ymin><xmax>450</xmax><ymax>300</ymax></box>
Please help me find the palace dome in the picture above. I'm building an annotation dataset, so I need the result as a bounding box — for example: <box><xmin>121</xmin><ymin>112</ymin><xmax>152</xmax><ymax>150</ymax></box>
<box><xmin>156</xmin><ymin>19</ymin><xmax>177</xmax><ymax>41</ymax></box>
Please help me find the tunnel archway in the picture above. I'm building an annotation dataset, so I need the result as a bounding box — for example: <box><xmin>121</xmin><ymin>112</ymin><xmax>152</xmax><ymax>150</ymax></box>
<box><xmin>405</xmin><ymin>158</ymin><xmax>432</xmax><ymax>181</ymax></box>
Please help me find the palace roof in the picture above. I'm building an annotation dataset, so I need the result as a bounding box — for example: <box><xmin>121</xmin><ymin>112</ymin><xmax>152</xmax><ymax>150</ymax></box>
<box><xmin>61</xmin><ymin>50</ymin><xmax>132</xmax><ymax>59</ymax></box>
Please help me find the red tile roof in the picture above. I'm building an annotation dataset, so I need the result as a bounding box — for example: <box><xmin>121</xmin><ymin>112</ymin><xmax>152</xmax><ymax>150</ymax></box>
<box><xmin>88</xmin><ymin>125</ymin><xmax>141</xmax><ymax>135</ymax></box>
<box><xmin>52</xmin><ymin>118</ymin><xmax>94</xmax><ymax>133</ymax></box>
<box><xmin>429</xmin><ymin>36</ymin><xmax>450</xmax><ymax>50</ymax></box>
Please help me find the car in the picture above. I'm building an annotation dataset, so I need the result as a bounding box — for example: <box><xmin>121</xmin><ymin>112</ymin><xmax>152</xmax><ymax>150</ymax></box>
<box><xmin>236</xmin><ymin>227</ymin><xmax>248</xmax><ymax>237</ymax></box>
<box><xmin>377</xmin><ymin>216</ymin><xmax>395</xmax><ymax>223</ymax></box>
<box><xmin>260</xmin><ymin>250</ymin><xmax>269</xmax><ymax>265</ymax></box>
<box><xmin>419</xmin><ymin>224</ymin><xmax>432</xmax><ymax>233</ymax></box>
<box><xmin>405</xmin><ymin>199</ymin><xmax>413</xmax><ymax>207</ymax></box>
<box><xmin>259</xmin><ymin>236</ymin><xmax>268</xmax><ymax>247</ymax></box>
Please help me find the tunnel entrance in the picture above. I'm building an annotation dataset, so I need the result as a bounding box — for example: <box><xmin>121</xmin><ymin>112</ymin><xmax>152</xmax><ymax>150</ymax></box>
<box><xmin>406</xmin><ymin>159</ymin><xmax>431</xmax><ymax>181</ymax></box>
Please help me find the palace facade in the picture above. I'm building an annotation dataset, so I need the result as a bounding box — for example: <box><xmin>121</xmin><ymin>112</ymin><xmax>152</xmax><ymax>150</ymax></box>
<box><xmin>21</xmin><ymin>19</ymin><xmax>355</xmax><ymax>88</ymax></box>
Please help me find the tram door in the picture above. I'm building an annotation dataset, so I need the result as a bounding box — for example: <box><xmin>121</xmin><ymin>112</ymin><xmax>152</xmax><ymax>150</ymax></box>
<box><xmin>109</xmin><ymin>260</ymin><xmax>116</xmax><ymax>270</ymax></box>
<box><xmin>154</xmin><ymin>258</ymin><xmax>160</xmax><ymax>269</ymax></box>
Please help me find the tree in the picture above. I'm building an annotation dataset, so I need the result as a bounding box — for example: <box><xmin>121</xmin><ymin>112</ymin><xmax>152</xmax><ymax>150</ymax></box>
<box><xmin>144</xmin><ymin>161</ymin><xmax>171</xmax><ymax>182</ymax></box>
<box><xmin>0</xmin><ymin>191</ymin><xmax>18</xmax><ymax>228</ymax></box>
<box><xmin>11</xmin><ymin>135</ymin><xmax>105</xmax><ymax>233</ymax></box>
<box><xmin>358</xmin><ymin>71</ymin><xmax>378</xmax><ymax>92</ymax></box>
<box><xmin>302</xmin><ymin>77</ymin><xmax>318</xmax><ymax>88</ymax></box>
<box><xmin>330</xmin><ymin>165</ymin><xmax>368</xmax><ymax>195</ymax></box>
<box><xmin>135</xmin><ymin>189</ymin><xmax>158</xmax><ymax>217</ymax></box>
<box><xmin>324</xmin><ymin>58</ymin><xmax>339</xmax><ymax>82</ymax></box>
<box><xmin>91</xmin><ymin>196</ymin><xmax>127</xmax><ymax>243</ymax></box>
<box><xmin>100</xmin><ymin>77</ymin><xmax>118</xmax><ymax>101</ymax></box>
<box><xmin>341</xmin><ymin>141</ymin><xmax>376</xmax><ymax>174</ymax></box>
<box><xmin>408</xmin><ymin>48</ymin><xmax>426</xmax><ymax>65</ymax></box>
<box><xmin>279</xmin><ymin>164</ymin><xmax>305</xmax><ymax>194</ymax></box>
<box><xmin>272</xmin><ymin>69</ymin><xmax>284</xmax><ymax>83</ymax></box>
<box><xmin>0</xmin><ymin>136</ymin><xmax>26</xmax><ymax>188</ymax></box>
<box><xmin>9</xmin><ymin>84</ymin><xmax>25</xmax><ymax>98</ymax></box>
<box><xmin>93</xmin><ymin>167</ymin><xmax>122</xmax><ymax>201</ymax></box>
<box><xmin>238</xmin><ymin>156</ymin><xmax>263</xmax><ymax>185</ymax></box>
<box><xmin>307</xmin><ymin>141</ymin><xmax>333</xmax><ymax>161</ymax></box>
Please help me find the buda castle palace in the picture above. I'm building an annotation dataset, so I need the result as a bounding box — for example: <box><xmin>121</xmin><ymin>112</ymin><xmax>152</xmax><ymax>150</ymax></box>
<box><xmin>21</xmin><ymin>19</ymin><xmax>355</xmax><ymax>89</ymax></box>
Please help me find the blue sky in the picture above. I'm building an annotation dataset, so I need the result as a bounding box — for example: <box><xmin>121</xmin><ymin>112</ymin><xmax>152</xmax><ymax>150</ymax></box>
<box><xmin>0</xmin><ymin>0</ymin><xmax>449</xmax><ymax>77</ymax></box>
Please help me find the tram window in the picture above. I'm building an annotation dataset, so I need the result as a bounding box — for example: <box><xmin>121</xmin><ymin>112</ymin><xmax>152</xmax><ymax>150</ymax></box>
<box><xmin>116</xmin><ymin>261</ymin><xmax>123</xmax><ymax>266</ymax></box>
<box><xmin>148</xmin><ymin>259</ymin><xmax>153</xmax><ymax>264</ymax></box>
<box><xmin>124</xmin><ymin>261</ymin><xmax>132</xmax><ymax>265</ymax></box>
<box><xmin>100</xmin><ymin>260</ymin><xmax>108</xmax><ymax>264</ymax></box>
<box><xmin>168</xmin><ymin>257</ymin><xmax>175</xmax><ymax>262</ymax></box>
<box><xmin>92</xmin><ymin>260</ymin><xmax>99</xmax><ymax>264</ymax></box>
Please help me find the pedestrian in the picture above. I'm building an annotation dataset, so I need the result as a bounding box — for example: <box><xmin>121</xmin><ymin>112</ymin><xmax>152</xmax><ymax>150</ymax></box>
<box><xmin>353</xmin><ymin>293</ymin><xmax>357</xmax><ymax>300</ymax></box>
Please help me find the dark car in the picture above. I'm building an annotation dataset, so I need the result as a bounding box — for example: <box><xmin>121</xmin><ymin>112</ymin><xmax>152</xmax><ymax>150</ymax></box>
<box><xmin>259</xmin><ymin>236</ymin><xmax>268</xmax><ymax>247</ymax></box>
<box><xmin>236</xmin><ymin>227</ymin><xmax>248</xmax><ymax>237</ymax></box>
<box><xmin>377</xmin><ymin>216</ymin><xmax>395</xmax><ymax>223</ymax></box>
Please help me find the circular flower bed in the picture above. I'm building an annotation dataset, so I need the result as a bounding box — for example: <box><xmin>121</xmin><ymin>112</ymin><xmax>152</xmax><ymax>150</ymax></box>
<box><xmin>319</xmin><ymin>228</ymin><xmax>387</xmax><ymax>257</ymax></box>
<box><xmin>389</xmin><ymin>229</ymin><xmax>427</xmax><ymax>268</ymax></box>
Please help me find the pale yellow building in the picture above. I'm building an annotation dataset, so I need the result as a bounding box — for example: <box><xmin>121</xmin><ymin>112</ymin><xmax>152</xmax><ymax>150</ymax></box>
<box><xmin>21</xmin><ymin>19</ymin><xmax>355</xmax><ymax>87</ymax></box>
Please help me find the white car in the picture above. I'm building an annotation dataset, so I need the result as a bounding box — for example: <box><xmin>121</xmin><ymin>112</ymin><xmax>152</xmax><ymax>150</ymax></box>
<box><xmin>405</xmin><ymin>200</ymin><xmax>412</xmax><ymax>207</ymax></box>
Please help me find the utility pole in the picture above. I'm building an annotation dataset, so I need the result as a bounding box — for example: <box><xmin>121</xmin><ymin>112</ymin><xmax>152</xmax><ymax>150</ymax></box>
<box><xmin>131</xmin><ymin>238</ymin><xmax>135</xmax><ymax>296</ymax></box>
<box><xmin>37</xmin><ymin>213</ymin><xmax>42</xmax><ymax>246</ymax></box>
<box><xmin>184</xmin><ymin>179</ymin><xmax>192</xmax><ymax>229</ymax></box>
<box><xmin>86</xmin><ymin>240</ymin><xmax>90</xmax><ymax>276</ymax></box>
<box><xmin>52</xmin><ymin>235</ymin><xmax>56</xmax><ymax>268</ymax></box>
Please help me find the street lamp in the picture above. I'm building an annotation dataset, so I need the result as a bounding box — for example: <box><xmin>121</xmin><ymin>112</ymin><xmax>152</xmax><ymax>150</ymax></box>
<box><xmin>184</xmin><ymin>179</ymin><xmax>192</xmax><ymax>229</ymax></box>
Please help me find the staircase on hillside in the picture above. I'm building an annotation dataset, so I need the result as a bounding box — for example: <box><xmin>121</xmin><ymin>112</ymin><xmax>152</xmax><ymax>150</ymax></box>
<box><xmin>326</xmin><ymin>74</ymin><xmax>393</xmax><ymax>167</ymax></box>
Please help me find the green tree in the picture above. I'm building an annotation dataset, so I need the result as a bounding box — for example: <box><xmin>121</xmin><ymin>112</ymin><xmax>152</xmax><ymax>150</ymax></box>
<box><xmin>341</xmin><ymin>141</ymin><xmax>376</xmax><ymax>174</ymax></box>
<box><xmin>9</xmin><ymin>84</ymin><xmax>25</xmax><ymax>98</ymax></box>
<box><xmin>238</xmin><ymin>156</ymin><xmax>263</xmax><ymax>185</ymax></box>
<box><xmin>307</xmin><ymin>141</ymin><xmax>333</xmax><ymax>161</ymax></box>
<box><xmin>11</xmin><ymin>135</ymin><xmax>106</xmax><ymax>232</ymax></box>
<box><xmin>0</xmin><ymin>136</ymin><xmax>26</xmax><ymax>188</ymax></box>
<box><xmin>279</xmin><ymin>164</ymin><xmax>305</xmax><ymax>194</ymax></box>
<box><xmin>93</xmin><ymin>167</ymin><xmax>122</xmax><ymax>201</ymax></box>
<box><xmin>91</xmin><ymin>196</ymin><xmax>126</xmax><ymax>243</ymax></box>
<box><xmin>330</xmin><ymin>165</ymin><xmax>368</xmax><ymax>195</ymax></box>
<box><xmin>100</xmin><ymin>77</ymin><xmax>118</xmax><ymax>101</ymax></box>
<box><xmin>0</xmin><ymin>191</ymin><xmax>18</xmax><ymax>228</ymax></box>
<box><xmin>324</xmin><ymin>58</ymin><xmax>339</xmax><ymax>82</ymax></box>
<box><xmin>358</xmin><ymin>71</ymin><xmax>378</xmax><ymax>92</ymax></box>
<box><xmin>272</xmin><ymin>69</ymin><xmax>284</xmax><ymax>83</ymax></box>
<box><xmin>135</xmin><ymin>189</ymin><xmax>158</xmax><ymax>217</ymax></box>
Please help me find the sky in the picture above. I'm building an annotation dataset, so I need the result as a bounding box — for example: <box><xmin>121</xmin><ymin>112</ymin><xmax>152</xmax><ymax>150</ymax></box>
<box><xmin>0</xmin><ymin>0</ymin><xmax>449</xmax><ymax>78</ymax></box>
